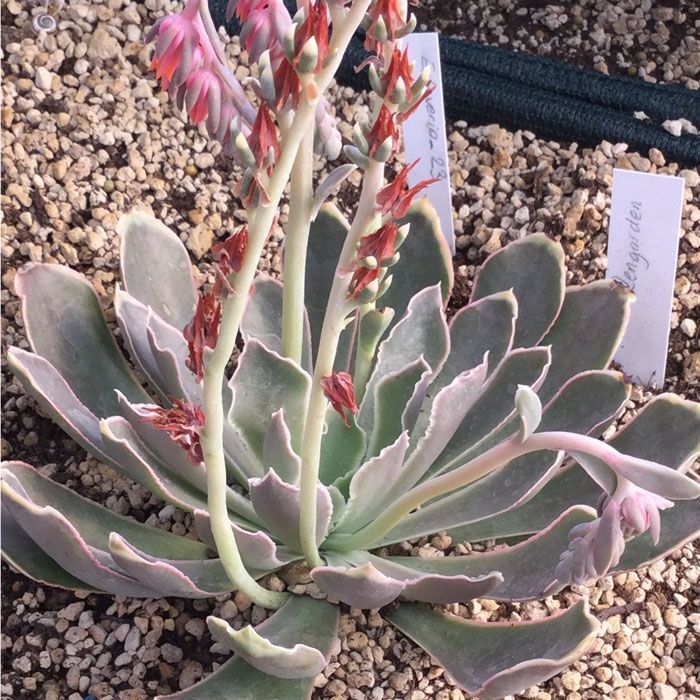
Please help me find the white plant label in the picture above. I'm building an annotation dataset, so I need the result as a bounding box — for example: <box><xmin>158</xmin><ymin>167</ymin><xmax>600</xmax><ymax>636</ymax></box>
<box><xmin>402</xmin><ymin>32</ymin><xmax>455</xmax><ymax>254</ymax></box>
<box><xmin>606</xmin><ymin>168</ymin><xmax>685</xmax><ymax>388</ymax></box>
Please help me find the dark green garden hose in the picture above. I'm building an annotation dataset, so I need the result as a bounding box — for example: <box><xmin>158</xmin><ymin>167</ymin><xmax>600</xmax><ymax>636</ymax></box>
<box><xmin>209</xmin><ymin>1</ymin><xmax>700</xmax><ymax>166</ymax></box>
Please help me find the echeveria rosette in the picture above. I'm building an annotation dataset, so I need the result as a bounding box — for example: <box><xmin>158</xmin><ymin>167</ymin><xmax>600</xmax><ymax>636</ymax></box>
<box><xmin>3</xmin><ymin>205</ymin><xmax>699</xmax><ymax>699</ymax></box>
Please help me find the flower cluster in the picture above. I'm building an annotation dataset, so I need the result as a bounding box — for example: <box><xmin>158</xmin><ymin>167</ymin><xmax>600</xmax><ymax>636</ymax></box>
<box><xmin>556</xmin><ymin>479</ymin><xmax>674</xmax><ymax>585</ymax></box>
<box><xmin>146</xmin><ymin>0</ymin><xmax>254</xmax><ymax>154</ymax></box>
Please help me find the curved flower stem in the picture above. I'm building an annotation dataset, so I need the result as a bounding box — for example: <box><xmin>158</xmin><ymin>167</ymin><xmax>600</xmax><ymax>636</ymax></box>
<box><xmin>326</xmin><ymin>431</ymin><xmax>650</xmax><ymax>551</ymax></box>
<box><xmin>281</xmin><ymin>125</ymin><xmax>315</xmax><ymax>363</ymax></box>
<box><xmin>298</xmin><ymin>158</ymin><xmax>385</xmax><ymax>566</ymax></box>
<box><xmin>200</xmin><ymin>0</ymin><xmax>373</xmax><ymax>607</ymax></box>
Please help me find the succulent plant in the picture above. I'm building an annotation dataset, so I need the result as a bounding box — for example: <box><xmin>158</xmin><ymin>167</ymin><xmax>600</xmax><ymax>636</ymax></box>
<box><xmin>4</xmin><ymin>204</ymin><xmax>699</xmax><ymax>698</ymax></box>
<box><xmin>4</xmin><ymin>0</ymin><xmax>700</xmax><ymax>697</ymax></box>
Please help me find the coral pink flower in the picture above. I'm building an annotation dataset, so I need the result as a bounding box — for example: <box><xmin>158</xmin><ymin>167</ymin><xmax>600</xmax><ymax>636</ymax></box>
<box><xmin>321</xmin><ymin>372</ymin><xmax>359</xmax><ymax>427</ymax></box>
<box><xmin>185</xmin><ymin>68</ymin><xmax>222</xmax><ymax>124</ymax></box>
<box><xmin>376</xmin><ymin>160</ymin><xmax>438</xmax><ymax>218</ymax></box>
<box><xmin>183</xmin><ymin>291</ymin><xmax>222</xmax><ymax>381</ymax></box>
<box><xmin>146</xmin><ymin>0</ymin><xmax>213</xmax><ymax>90</ymax></box>
<box><xmin>140</xmin><ymin>400</ymin><xmax>205</xmax><ymax>465</ymax></box>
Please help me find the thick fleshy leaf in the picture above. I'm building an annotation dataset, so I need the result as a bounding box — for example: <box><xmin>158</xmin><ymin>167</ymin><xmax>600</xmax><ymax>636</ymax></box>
<box><xmin>305</xmin><ymin>204</ymin><xmax>348</xmax><ymax>359</ymax></box>
<box><xmin>311</xmin><ymin>563</ymin><xmax>405</xmax><ymax>608</ymax></box>
<box><xmin>319</xmin><ymin>409</ymin><xmax>366</xmax><ymax>486</ymax></box>
<box><xmin>8</xmin><ymin>347</ymin><xmax>118</xmax><ymax>465</ymax></box>
<box><xmin>1</xmin><ymin>462</ymin><xmax>209</xmax><ymax>559</ymax></box>
<box><xmin>399</xmin><ymin>358</ymin><xmax>490</xmax><ymax>493</ymax></box>
<box><xmin>241</xmin><ymin>276</ymin><xmax>313</xmax><ymax>373</ymax></box>
<box><xmin>263</xmin><ymin>410</ymin><xmax>301</xmax><ymax>485</ymax></box>
<box><xmin>384</xmin><ymin>507</ymin><xmax>597</xmax><ymax>601</ymax></box>
<box><xmin>229</xmin><ymin>340</ymin><xmax>311</xmax><ymax>458</ymax></box>
<box><xmin>249</xmin><ymin>470</ymin><xmax>332</xmax><ymax>552</ymax></box>
<box><xmin>2</xmin><ymin>473</ymin><xmax>160</xmax><ymax>597</ymax></box>
<box><xmin>387</xmin><ymin>371</ymin><xmax>629</xmax><ymax>545</ymax></box>
<box><xmin>15</xmin><ymin>264</ymin><xmax>150</xmax><ymax>415</ymax></box>
<box><xmin>156</xmin><ymin>597</ymin><xmax>339</xmax><ymax>700</ymax></box>
<box><xmin>312</xmin><ymin>558</ymin><xmax>503</xmax><ymax>607</ymax></box>
<box><xmin>108</xmin><ymin>534</ymin><xmax>237</xmax><ymax>597</ymax></box>
<box><xmin>355</xmin><ymin>554</ymin><xmax>504</xmax><ymax>604</ymax></box>
<box><xmin>207</xmin><ymin>617</ymin><xmax>327</xmax><ymax>679</ymax></box>
<box><xmin>311</xmin><ymin>164</ymin><xmax>357</xmax><ymax>220</ymax></box>
<box><xmin>115</xmin><ymin>395</ymin><xmax>258</xmax><ymax>522</ymax></box>
<box><xmin>114</xmin><ymin>288</ymin><xmax>198</xmax><ymax>402</ymax></box>
<box><xmin>6</xmin><ymin>350</ymin><xmax>229</xmax><ymax>516</ymax></box>
<box><xmin>387</xmin><ymin>599</ymin><xmax>599</xmax><ymax>699</ymax></box>
<box><xmin>537</xmin><ymin>281</ymin><xmax>633</xmax><ymax>402</ymax></box>
<box><xmin>472</xmin><ymin>232</ymin><xmax>565</xmax><ymax>347</ymax></box>
<box><xmin>359</xmin><ymin>285</ymin><xmax>449</xmax><ymax>434</ymax></box>
<box><xmin>366</xmin><ymin>357</ymin><xmax>430</xmax><ymax>458</ymax></box>
<box><xmin>1</xmin><ymin>505</ymin><xmax>93</xmax><ymax>591</ymax></box>
<box><xmin>380</xmin><ymin>199</ymin><xmax>453</xmax><ymax>326</ymax></box>
<box><xmin>334</xmin><ymin>433</ymin><xmax>410</xmax><ymax>533</ymax></box>
<box><xmin>436</xmin><ymin>290</ymin><xmax>517</xmax><ymax>392</ymax></box>
<box><xmin>118</xmin><ymin>210</ymin><xmax>197</xmax><ymax>330</ymax></box>
<box><xmin>515</xmin><ymin>384</ymin><xmax>542</xmax><ymax>441</ymax></box>
<box><xmin>454</xmin><ymin>393</ymin><xmax>700</xmax><ymax>541</ymax></box>
<box><xmin>193</xmin><ymin>509</ymin><xmax>298</xmax><ymax>571</ymax></box>
<box><xmin>429</xmin><ymin>347</ymin><xmax>552</xmax><ymax>476</ymax></box>
<box><xmin>100</xmin><ymin>417</ymin><xmax>208</xmax><ymax>513</ymax></box>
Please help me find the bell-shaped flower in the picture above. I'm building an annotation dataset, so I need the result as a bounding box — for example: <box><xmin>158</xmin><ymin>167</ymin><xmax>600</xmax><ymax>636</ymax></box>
<box><xmin>184</xmin><ymin>67</ymin><xmax>222</xmax><ymax>125</ymax></box>
<box><xmin>556</xmin><ymin>477</ymin><xmax>674</xmax><ymax>586</ymax></box>
<box><xmin>146</xmin><ymin>0</ymin><xmax>214</xmax><ymax>90</ymax></box>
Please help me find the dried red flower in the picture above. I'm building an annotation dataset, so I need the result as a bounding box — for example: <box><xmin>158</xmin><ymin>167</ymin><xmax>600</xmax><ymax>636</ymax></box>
<box><xmin>248</xmin><ymin>105</ymin><xmax>280</xmax><ymax>170</ymax></box>
<box><xmin>357</xmin><ymin>222</ymin><xmax>398</xmax><ymax>262</ymax></box>
<box><xmin>365</xmin><ymin>104</ymin><xmax>400</xmax><ymax>158</ymax></box>
<box><xmin>364</xmin><ymin>0</ymin><xmax>410</xmax><ymax>55</ymax></box>
<box><xmin>140</xmin><ymin>400</ymin><xmax>205</xmax><ymax>464</ymax></box>
<box><xmin>320</xmin><ymin>371</ymin><xmax>359</xmax><ymax>427</ymax></box>
<box><xmin>376</xmin><ymin>160</ymin><xmax>438</xmax><ymax>218</ymax></box>
<box><xmin>348</xmin><ymin>265</ymin><xmax>381</xmax><ymax>300</ymax></box>
<box><xmin>213</xmin><ymin>225</ymin><xmax>249</xmax><ymax>276</ymax></box>
<box><xmin>273</xmin><ymin>57</ymin><xmax>302</xmax><ymax>109</ymax></box>
<box><xmin>212</xmin><ymin>226</ymin><xmax>249</xmax><ymax>296</ymax></box>
<box><xmin>294</xmin><ymin>0</ymin><xmax>329</xmax><ymax>71</ymax></box>
<box><xmin>397</xmin><ymin>81</ymin><xmax>435</xmax><ymax>123</ymax></box>
<box><xmin>183</xmin><ymin>291</ymin><xmax>222</xmax><ymax>381</ymax></box>
<box><xmin>383</xmin><ymin>46</ymin><xmax>414</xmax><ymax>102</ymax></box>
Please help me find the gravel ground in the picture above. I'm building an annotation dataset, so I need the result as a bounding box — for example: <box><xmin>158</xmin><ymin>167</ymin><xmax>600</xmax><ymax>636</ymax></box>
<box><xmin>1</xmin><ymin>1</ymin><xmax>699</xmax><ymax>699</ymax></box>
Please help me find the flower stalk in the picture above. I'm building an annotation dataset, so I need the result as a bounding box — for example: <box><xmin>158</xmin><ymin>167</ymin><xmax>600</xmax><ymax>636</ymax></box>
<box><xmin>199</xmin><ymin>0</ymin><xmax>374</xmax><ymax>599</ymax></box>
